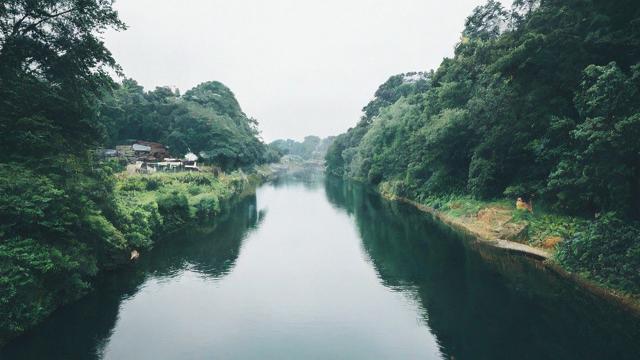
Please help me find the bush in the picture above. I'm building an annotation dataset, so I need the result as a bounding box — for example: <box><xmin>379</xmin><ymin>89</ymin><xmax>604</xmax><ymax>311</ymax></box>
<box><xmin>156</xmin><ymin>192</ymin><xmax>191</xmax><ymax>231</ymax></box>
<box><xmin>177</xmin><ymin>173</ymin><xmax>211</xmax><ymax>186</ymax></box>
<box><xmin>195</xmin><ymin>194</ymin><xmax>221</xmax><ymax>220</ymax></box>
<box><xmin>112</xmin><ymin>198</ymin><xmax>160</xmax><ymax>251</ymax></box>
<box><xmin>0</xmin><ymin>164</ymin><xmax>112</xmax><ymax>343</ymax></box>
<box><xmin>145</xmin><ymin>178</ymin><xmax>160</xmax><ymax>191</ymax></box>
<box><xmin>187</xmin><ymin>184</ymin><xmax>202</xmax><ymax>195</ymax></box>
<box><xmin>556</xmin><ymin>213</ymin><xmax>640</xmax><ymax>294</ymax></box>
<box><xmin>119</xmin><ymin>177</ymin><xmax>146</xmax><ymax>191</ymax></box>
<box><xmin>367</xmin><ymin>164</ymin><xmax>384</xmax><ymax>184</ymax></box>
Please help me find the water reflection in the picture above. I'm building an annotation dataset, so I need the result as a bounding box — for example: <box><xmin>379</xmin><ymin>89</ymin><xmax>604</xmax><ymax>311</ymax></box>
<box><xmin>1</xmin><ymin>195</ymin><xmax>260</xmax><ymax>360</ymax></box>
<box><xmin>269</xmin><ymin>167</ymin><xmax>325</xmax><ymax>190</ymax></box>
<box><xmin>3</xmin><ymin>177</ymin><xmax>639</xmax><ymax>360</ymax></box>
<box><xmin>324</xmin><ymin>177</ymin><xmax>640</xmax><ymax>360</ymax></box>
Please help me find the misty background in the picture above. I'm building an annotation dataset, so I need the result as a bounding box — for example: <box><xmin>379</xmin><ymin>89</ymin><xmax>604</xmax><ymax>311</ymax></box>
<box><xmin>105</xmin><ymin>0</ymin><xmax>509</xmax><ymax>142</ymax></box>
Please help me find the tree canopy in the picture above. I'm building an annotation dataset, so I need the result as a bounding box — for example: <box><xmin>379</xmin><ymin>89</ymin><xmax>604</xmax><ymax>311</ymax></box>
<box><xmin>98</xmin><ymin>79</ymin><xmax>276</xmax><ymax>169</ymax></box>
<box><xmin>326</xmin><ymin>0</ymin><xmax>640</xmax><ymax>219</ymax></box>
<box><xmin>269</xmin><ymin>136</ymin><xmax>335</xmax><ymax>161</ymax></box>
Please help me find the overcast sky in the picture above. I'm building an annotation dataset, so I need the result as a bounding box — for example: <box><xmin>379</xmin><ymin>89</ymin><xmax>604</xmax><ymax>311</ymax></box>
<box><xmin>104</xmin><ymin>0</ymin><xmax>509</xmax><ymax>142</ymax></box>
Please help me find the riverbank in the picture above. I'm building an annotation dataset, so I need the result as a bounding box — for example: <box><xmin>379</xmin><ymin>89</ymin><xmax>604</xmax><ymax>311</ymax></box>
<box><xmin>375</xmin><ymin>186</ymin><xmax>640</xmax><ymax>316</ymax></box>
<box><xmin>112</xmin><ymin>168</ymin><xmax>269</xmax><ymax>256</ymax></box>
<box><xmin>8</xmin><ymin>175</ymin><xmax>640</xmax><ymax>359</ymax></box>
<box><xmin>0</xmin><ymin>166</ymin><xmax>272</xmax><ymax>347</ymax></box>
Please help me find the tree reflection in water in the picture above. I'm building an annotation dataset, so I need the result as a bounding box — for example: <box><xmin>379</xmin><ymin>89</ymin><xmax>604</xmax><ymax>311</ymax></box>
<box><xmin>4</xmin><ymin>177</ymin><xmax>640</xmax><ymax>360</ymax></box>
<box><xmin>324</xmin><ymin>177</ymin><xmax>640</xmax><ymax>360</ymax></box>
<box><xmin>1</xmin><ymin>195</ymin><xmax>261</xmax><ymax>360</ymax></box>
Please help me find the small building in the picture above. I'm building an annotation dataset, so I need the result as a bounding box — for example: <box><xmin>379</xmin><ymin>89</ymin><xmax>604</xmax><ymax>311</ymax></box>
<box><xmin>132</xmin><ymin>143</ymin><xmax>151</xmax><ymax>152</ymax></box>
<box><xmin>114</xmin><ymin>141</ymin><xmax>205</xmax><ymax>174</ymax></box>
<box><xmin>183</xmin><ymin>152</ymin><xmax>199</xmax><ymax>171</ymax></box>
<box><xmin>96</xmin><ymin>148</ymin><xmax>119</xmax><ymax>159</ymax></box>
<box><xmin>116</xmin><ymin>145</ymin><xmax>135</xmax><ymax>161</ymax></box>
<box><xmin>132</xmin><ymin>144</ymin><xmax>152</xmax><ymax>161</ymax></box>
<box><xmin>115</xmin><ymin>140</ymin><xmax>171</xmax><ymax>163</ymax></box>
<box><xmin>135</xmin><ymin>141</ymin><xmax>169</xmax><ymax>161</ymax></box>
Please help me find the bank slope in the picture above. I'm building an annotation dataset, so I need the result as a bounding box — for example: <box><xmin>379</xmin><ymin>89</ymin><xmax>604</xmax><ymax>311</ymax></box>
<box><xmin>326</xmin><ymin>0</ymin><xmax>640</xmax><ymax>303</ymax></box>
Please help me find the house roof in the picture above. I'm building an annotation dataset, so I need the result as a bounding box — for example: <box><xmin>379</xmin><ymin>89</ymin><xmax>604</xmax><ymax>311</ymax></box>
<box><xmin>136</xmin><ymin>140</ymin><xmax>166</xmax><ymax>149</ymax></box>
<box><xmin>132</xmin><ymin>144</ymin><xmax>151</xmax><ymax>152</ymax></box>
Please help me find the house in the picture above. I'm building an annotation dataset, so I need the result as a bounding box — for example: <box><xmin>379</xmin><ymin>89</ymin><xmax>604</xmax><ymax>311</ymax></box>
<box><xmin>135</xmin><ymin>141</ymin><xmax>169</xmax><ymax>160</ymax></box>
<box><xmin>116</xmin><ymin>145</ymin><xmax>135</xmax><ymax>160</ymax></box>
<box><xmin>183</xmin><ymin>152</ymin><xmax>199</xmax><ymax>171</ymax></box>
<box><xmin>95</xmin><ymin>148</ymin><xmax>119</xmax><ymax>159</ymax></box>
<box><xmin>115</xmin><ymin>140</ymin><xmax>171</xmax><ymax>163</ymax></box>
<box><xmin>113</xmin><ymin>141</ymin><xmax>203</xmax><ymax>173</ymax></box>
<box><xmin>132</xmin><ymin>143</ymin><xmax>151</xmax><ymax>152</ymax></box>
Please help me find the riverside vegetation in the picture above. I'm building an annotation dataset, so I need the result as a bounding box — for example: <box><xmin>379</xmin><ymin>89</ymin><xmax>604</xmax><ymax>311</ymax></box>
<box><xmin>326</xmin><ymin>0</ymin><xmax>640</xmax><ymax>299</ymax></box>
<box><xmin>0</xmin><ymin>1</ymin><xmax>277</xmax><ymax>345</ymax></box>
<box><xmin>2</xmin><ymin>0</ymin><xmax>640</xmax><ymax>350</ymax></box>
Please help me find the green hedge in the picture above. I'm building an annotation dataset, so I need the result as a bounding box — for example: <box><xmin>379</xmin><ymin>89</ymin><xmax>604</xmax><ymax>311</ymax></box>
<box><xmin>557</xmin><ymin>213</ymin><xmax>640</xmax><ymax>295</ymax></box>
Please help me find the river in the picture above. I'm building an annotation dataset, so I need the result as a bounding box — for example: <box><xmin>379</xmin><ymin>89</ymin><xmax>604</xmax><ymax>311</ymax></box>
<box><xmin>2</xmin><ymin>174</ymin><xmax>639</xmax><ymax>359</ymax></box>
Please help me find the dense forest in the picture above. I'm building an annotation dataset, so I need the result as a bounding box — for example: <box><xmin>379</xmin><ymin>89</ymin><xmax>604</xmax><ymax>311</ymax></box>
<box><xmin>99</xmin><ymin>80</ymin><xmax>280</xmax><ymax>168</ymax></box>
<box><xmin>326</xmin><ymin>0</ymin><xmax>640</xmax><ymax>294</ymax></box>
<box><xmin>0</xmin><ymin>0</ymin><xmax>273</xmax><ymax>344</ymax></box>
<box><xmin>270</xmin><ymin>135</ymin><xmax>335</xmax><ymax>161</ymax></box>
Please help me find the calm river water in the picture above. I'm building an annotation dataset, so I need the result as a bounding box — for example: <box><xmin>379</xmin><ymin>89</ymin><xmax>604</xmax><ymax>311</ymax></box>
<box><xmin>2</xmin><ymin>174</ymin><xmax>639</xmax><ymax>359</ymax></box>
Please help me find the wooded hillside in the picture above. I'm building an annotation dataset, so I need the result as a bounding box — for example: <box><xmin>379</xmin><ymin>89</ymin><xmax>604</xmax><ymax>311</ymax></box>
<box><xmin>326</xmin><ymin>0</ymin><xmax>640</xmax><ymax>295</ymax></box>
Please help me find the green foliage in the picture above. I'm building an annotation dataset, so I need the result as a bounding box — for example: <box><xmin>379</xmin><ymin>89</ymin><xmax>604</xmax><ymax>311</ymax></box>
<box><xmin>194</xmin><ymin>194</ymin><xmax>221</xmax><ymax>220</ymax></box>
<box><xmin>0</xmin><ymin>1</ymin><xmax>271</xmax><ymax>345</ymax></box>
<box><xmin>557</xmin><ymin>214</ymin><xmax>640</xmax><ymax>294</ymax></box>
<box><xmin>114</xmin><ymin>171</ymin><xmax>247</xmax><ymax>227</ymax></box>
<box><xmin>547</xmin><ymin>63</ymin><xmax>640</xmax><ymax>216</ymax></box>
<box><xmin>326</xmin><ymin>72</ymin><xmax>433</xmax><ymax>179</ymax></box>
<box><xmin>462</xmin><ymin>0</ymin><xmax>507</xmax><ymax>41</ymax></box>
<box><xmin>327</xmin><ymin>0</ymin><xmax>640</xmax><ymax>218</ymax></box>
<box><xmin>362</xmin><ymin>72</ymin><xmax>431</xmax><ymax>121</ymax></box>
<box><xmin>327</xmin><ymin>0</ymin><xmax>640</xmax><ymax>295</ymax></box>
<box><xmin>0</xmin><ymin>0</ymin><xmax>130</xmax><ymax>344</ymax></box>
<box><xmin>524</xmin><ymin>212</ymin><xmax>586</xmax><ymax>247</ymax></box>
<box><xmin>0</xmin><ymin>162</ymin><xmax>120</xmax><ymax>343</ymax></box>
<box><xmin>0</xmin><ymin>0</ymin><xmax>124</xmax><ymax>159</ymax></box>
<box><xmin>270</xmin><ymin>136</ymin><xmax>335</xmax><ymax>161</ymax></box>
<box><xmin>111</xmin><ymin>198</ymin><xmax>159</xmax><ymax>250</ymax></box>
<box><xmin>157</xmin><ymin>192</ymin><xmax>190</xmax><ymax>231</ymax></box>
<box><xmin>98</xmin><ymin>80</ymin><xmax>272</xmax><ymax>170</ymax></box>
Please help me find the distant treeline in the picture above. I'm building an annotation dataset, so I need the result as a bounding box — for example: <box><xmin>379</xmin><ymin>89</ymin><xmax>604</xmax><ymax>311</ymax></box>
<box><xmin>270</xmin><ymin>136</ymin><xmax>335</xmax><ymax>161</ymax></box>
<box><xmin>326</xmin><ymin>0</ymin><xmax>640</xmax><ymax>295</ymax></box>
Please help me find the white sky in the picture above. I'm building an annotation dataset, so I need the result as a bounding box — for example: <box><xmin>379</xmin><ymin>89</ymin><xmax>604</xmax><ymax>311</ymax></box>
<box><xmin>105</xmin><ymin>0</ymin><xmax>510</xmax><ymax>142</ymax></box>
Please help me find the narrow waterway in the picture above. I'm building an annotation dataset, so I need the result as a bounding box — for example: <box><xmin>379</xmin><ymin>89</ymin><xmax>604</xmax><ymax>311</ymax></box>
<box><xmin>3</xmin><ymin>174</ymin><xmax>639</xmax><ymax>359</ymax></box>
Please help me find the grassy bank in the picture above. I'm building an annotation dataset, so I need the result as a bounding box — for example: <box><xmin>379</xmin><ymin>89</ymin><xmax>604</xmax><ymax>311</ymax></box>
<box><xmin>377</xmin><ymin>181</ymin><xmax>640</xmax><ymax>306</ymax></box>
<box><xmin>112</xmin><ymin>170</ymin><xmax>261</xmax><ymax>246</ymax></box>
<box><xmin>0</xmin><ymin>168</ymin><xmax>267</xmax><ymax>346</ymax></box>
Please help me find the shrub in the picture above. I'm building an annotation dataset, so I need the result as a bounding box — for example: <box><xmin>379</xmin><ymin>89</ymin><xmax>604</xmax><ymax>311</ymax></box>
<box><xmin>119</xmin><ymin>177</ymin><xmax>146</xmax><ymax>191</ymax></box>
<box><xmin>195</xmin><ymin>194</ymin><xmax>220</xmax><ymax>220</ymax></box>
<box><xmin>556</xmin><ymin>213</ymin><xmax>640</xmax><ymax>294</ymax></box>
<box><xmin>188</xmin><ymin>184</ymin><xmax>202</xmax><ymax>195</ymax></box>
<box><xmin>178</xmin><ymin>173</ymin><xmax>212</xmax><ymax>186</ymax></box>
<box><xmin>145</xmin><ymin>178</ymin><xmax>160</xmax><ymax>191</ymax></box>
<box><xmin>156</xmin><ymin>192</ymin><xmax>191</xmax><ymax>231</ymax></box>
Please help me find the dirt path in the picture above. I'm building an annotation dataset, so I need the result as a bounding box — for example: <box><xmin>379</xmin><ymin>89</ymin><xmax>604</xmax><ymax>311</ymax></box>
<box><xmin>393</xmin><ymin>196</ymin><xmax>551</xmax><ymax>260</ymax></box>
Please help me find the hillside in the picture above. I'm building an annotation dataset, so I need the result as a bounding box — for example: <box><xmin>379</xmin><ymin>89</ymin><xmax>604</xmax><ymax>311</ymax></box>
<box><xmin>326</xmin><ymin>0</ymin><xmax>640</xmax><ymax>297</ymax></box>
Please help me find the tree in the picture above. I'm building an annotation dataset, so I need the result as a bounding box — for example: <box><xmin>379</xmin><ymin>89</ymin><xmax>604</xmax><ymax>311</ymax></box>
<box><xmin>0</xmin><ymin>0</ymin><xmax>125</xmax><ymax>157</ymax></box>
<box><xmin>462</xmin><ymin>0</ymin><xmax>507</xmax><ymax>41</ymax></box>
<box><xmin>0</xmin><ymin>0</ymin><xmax>129</xmax><ymax>344</ymax></box>
<box><xmin>547</xmin><ymin>63</ymin><xmax>640</xmax><ymax>216</ymax></box>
